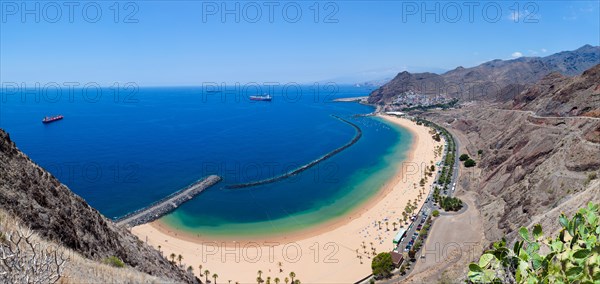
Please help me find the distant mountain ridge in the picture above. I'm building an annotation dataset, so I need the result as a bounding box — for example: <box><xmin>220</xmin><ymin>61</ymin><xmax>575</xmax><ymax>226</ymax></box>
<box><xmin>368</xmin><ymin>45</ymin><xmax>600</xmax><ymax>105</ymax></box>
<box><xmin>510</xmin><ymin>64</ymin><xmax>600</xmax><ymax>118</ymax></box>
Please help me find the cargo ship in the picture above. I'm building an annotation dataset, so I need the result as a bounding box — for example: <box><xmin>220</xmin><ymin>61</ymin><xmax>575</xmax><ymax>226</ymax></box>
<box><xmin>249</xmin><ymin>94</ymin><xmax>272</xmax><ymax>101</ymax></box>
<box><xmin>42</xmin><ymin>115</ymin><xmax>64</xmax><ymax>124</ymax></box>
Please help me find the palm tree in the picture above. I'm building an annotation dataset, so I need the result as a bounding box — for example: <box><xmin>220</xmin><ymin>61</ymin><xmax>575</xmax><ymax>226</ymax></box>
<box><xmin>158</xmin><ymin>245</ymin><xmax>162</xmax><ymax>255</ymax></box>
<box><xmin>393</xmin><ymin>221</ymin><xmax>397</xmax><ymax>230</ymax></box>
<box><xmin>289</xmin><ymin>272</ymin><xmax>296</xmax><ymax>283</ymax></box>
<box><xmin>294</xmin><ymin>280</ymin><xmax>300</xmax><ymax>284</ymax></box>
<box><xmin>187</xmin><ymin>266</ymin><xmax>193</xmax><ymax>274</ymax></box>
<box><xmin>266</xmin><ymin>276</ymin><xmax>271</xmax><ymax>284</ymax></box>
<box><xmin>177</xmin><ymin>254</ymin><xmax>183</xmax><ymax>266</ymax></box>
<box><xmin>385</xmin><ymin>221</ymin><xmax>389</xmax><ymax>231</ymax></box>
<box><xmin>212</xmin><ymin>273</ymin><xmax>218</xmax><ymax>284</ymax></box>
<box><xmin>274</xmin><ymin>277</ymin><xmax>280</xmax><ymax>284</ymax></box>
<box><xmin>284</xmin><ymin>277</ymin><xmax>289</xmax><ymax>284</ymax></box>
<box><xmin>204</xmin><ymin>270</ymin><xmax>210</xmax><ymax>283</ymax></box>
<box><xmin>258</xmin><ymin>270</ymin><xmax>263</xmax><ymax>278</ymax></box>
<box><xmin>169</xmin><ymin>253</ymin><xmax>176</xmax><ymax>264</ymax></box>
<box><xmin>377</xmin><ymin>221</ymin><xmax>381</xmax><ymax>229</ymax></box>
<box><xmin>257</xmin><ymin>277</ymin><xmax>263</xmax><ymax>284</ymax></box>
<box><xmin>199</xmin><ymin>265</ymin><xmax>203</xmax><ymax>276</ymax></box>
<box><xmin>278</xmin><ymin>261</ymin><xmax>283</xmax><ymax>272</ymax></box>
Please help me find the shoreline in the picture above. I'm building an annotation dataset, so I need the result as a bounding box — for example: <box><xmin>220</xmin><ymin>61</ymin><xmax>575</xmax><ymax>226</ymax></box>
<box><xmin>132</xmin><ymin>114</ymin><xmax>443</xmax><ymax>283</ymax></box>
<box><xmin>143</xmin><ymin>117</ymin><xmax>415</xmax><ymax>244</ymax></box>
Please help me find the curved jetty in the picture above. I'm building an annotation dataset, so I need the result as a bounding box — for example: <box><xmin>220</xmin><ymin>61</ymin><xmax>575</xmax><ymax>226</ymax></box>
<box><xmin>227</xmin><ymin>115</ymin><xmax>362</xmax><ymax>189</ymax></box>
<box><xmin>116</xmin><ymin>175</ymin><xmax>222</xmax><ymax>227</ymax></box>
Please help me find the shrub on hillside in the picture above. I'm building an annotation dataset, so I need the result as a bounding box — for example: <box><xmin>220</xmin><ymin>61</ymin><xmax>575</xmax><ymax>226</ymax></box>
<box><xmin>464</xmin><ymin>159</ymin><xmax>476</xmax><ymax>167</ymax></box>
<box><xmin>103</xmin><ymin>256</ymin><xmax>125</xmax><ymax>268</ymax></box>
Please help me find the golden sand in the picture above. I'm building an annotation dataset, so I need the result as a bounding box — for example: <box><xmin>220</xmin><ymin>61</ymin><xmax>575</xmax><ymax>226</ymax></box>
<box><xmin>132</xmin><ymin>115</ymin><xmax>443</xmax><ymax>283</ymax></box>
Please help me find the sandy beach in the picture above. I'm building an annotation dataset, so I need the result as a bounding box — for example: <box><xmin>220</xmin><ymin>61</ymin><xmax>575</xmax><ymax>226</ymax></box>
<box><xmin>132</xmin><ymin>114</ymin><xmax>444</xmax><ymax>283</ymax></box>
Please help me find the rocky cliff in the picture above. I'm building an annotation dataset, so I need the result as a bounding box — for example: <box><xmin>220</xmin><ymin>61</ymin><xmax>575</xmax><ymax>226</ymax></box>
<box><xmin>510</xmin><ymin>64</ymin><xmax>600</xmax><ymax>118</ymax></box>
<box><xmin>0</xmin><ymin>129</ymin><xmax>198</xmax><ymax>283</ymax></box>
<box><xmin>423</xmin><ymin>64</ymin><xmax>600</xmax><ymax>243</ymax></box>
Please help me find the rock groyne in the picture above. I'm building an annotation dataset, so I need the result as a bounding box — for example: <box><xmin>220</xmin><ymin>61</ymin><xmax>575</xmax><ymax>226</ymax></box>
<box><xmin>227</xmin><ymin>115</ymin><xmax>362</xmax><ymax>189</ymax></box>
<box><xmin>115</xmin><ymin>175</ymin><xmax>222</xmax><ymax>227</ymax></box>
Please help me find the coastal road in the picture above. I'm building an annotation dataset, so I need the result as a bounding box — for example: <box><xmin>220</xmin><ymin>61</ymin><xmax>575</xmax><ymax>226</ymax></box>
<box><xmin>358</xmin><ymin>122</ymin><xmax>462</xmax><ymax>284</ymax></box>
<box><xmin>386</xmin><ymin>127</ymin><xmax>461</xmax><ymax>282</ymax></box>
<box><xmin>448</xmin><ymin>131</ymin><xmax>460</xmax><ymax>198</ymax></box>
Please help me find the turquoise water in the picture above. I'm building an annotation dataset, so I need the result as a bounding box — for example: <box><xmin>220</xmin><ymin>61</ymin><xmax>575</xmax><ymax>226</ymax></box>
<box><xmin>0</xmin><ymin>85</ymin><xmax>411</xmax><ymax>236</ymax></box>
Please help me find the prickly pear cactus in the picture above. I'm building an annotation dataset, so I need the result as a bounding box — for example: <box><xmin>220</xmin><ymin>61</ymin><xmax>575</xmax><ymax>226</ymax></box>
<box><xmin>468</xmin><ymin>202</ymin><xmax>600</xmax><ymax>283</ymax></box>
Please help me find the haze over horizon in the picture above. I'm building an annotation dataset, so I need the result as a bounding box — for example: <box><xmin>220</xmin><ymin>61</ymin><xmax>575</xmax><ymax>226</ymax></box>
<box><xmin>1</xmin><ymin>1</ymin><xmax>599</xmax><ymax>86</ymax></box>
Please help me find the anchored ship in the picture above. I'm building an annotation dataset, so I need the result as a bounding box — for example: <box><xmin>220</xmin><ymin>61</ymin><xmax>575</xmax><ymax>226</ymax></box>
<box><xmin>249</xmin><ymin>94</ymin><xmax>272</xmax><ymax>101</ymax></box>
<box><xmin>42</xmin><ymin>115</ymin><xmax>64</xmax><ymax>124</ymax></box>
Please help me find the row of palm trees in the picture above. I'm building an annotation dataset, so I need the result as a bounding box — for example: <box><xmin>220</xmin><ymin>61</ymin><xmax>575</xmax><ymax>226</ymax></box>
<box><xmin>159</xmin><ymin>251</ymin><xmax>221</xmax><ymax>284</ymax></box>
<box><xmin>355</xmin><ymin>241</ymin><xmax>378</xmax><ymax>264</ymax></box>
<box><xmin>256</xmin><ymin>270</ymin><xmax>299</xmax><ymax>284</ymax></box>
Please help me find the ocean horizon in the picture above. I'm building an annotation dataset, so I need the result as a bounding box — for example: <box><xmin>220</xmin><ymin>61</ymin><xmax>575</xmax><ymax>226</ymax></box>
<box><xmin>1</xmin><ymin>85</ymin><xmax>412</xmax><ymax>236</ymax></box>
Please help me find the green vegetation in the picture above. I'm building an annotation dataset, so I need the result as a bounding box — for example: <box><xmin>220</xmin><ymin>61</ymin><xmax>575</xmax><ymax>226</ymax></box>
<box><xmin>408</xmin><ymin>217</ymin><xmax>433</xmax><ymax>261</ymax></box>
<box><xmin>432</xmin><ymin>210</ymin><xmax>440</xmax><ymax>217</ymax></box>
<box><xmin>371</xmin><ymin>252</ymin><xmax>394</xmax><ymax>279</ymax></box>
<box><xmin>439</xmin><ymin>196</ymin><xmax>463</xmax><ymax>211</ymax></box>
<box><xmin>459</xmin><ymin>154</ymin><xmax>470</xmax><ymax>161</ymax></box>
<box><xmin>401</xmin><ymin>98</ymin><xmax>459</xmax><ymax>112</ymax></box>
<box><xmin>584</xmin><ymin>172</ymin><xmax>598</xmax><ymax>186</ymax></box>
<box><xmin>464</xmin><ymin>159</ymin><xmax>476</xmax><ymax>168</ymax></box>
<box><xmin>103</xmin><ymin>256</ymin><xmax>125</xmax><ymax>268</ymax></box>
<box><xmin>468</xmin><ymin>202</ymin><xmax>600</xmax><ymax>283</ymax></box>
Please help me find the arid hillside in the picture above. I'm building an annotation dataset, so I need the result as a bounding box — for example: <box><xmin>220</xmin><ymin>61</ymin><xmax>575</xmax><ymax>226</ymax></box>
<box><xmin>398</xmin><ymin>64</ymin><xmax>600</xmax><ymax>283</ymax></box>
<box><xmin>0</xmin><ymin>129</ymin><xmax>198</xmax><ymax>283</ymax></box>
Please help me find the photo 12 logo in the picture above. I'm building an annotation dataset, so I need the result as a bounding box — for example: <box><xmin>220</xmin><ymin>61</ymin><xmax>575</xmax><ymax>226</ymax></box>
<box><xmin>201</xmin><ymin>1</ymin><xmax>339</xmax><ymax>23</ymax></box>
<box><xmin>1</xmin><ymin>1</ymin><xmax>139</xmax><ymax>23</ymax></box>
<box><xmin>200</xmin><ymin>241</ymin><xmax>339</xmax><ymax>264</ymax></box>
<box><xmin>401</xmin><ymin>1</ymin><xmax>540</xmax><ymax>23</ymax></box>
<box><xmin>1</xmin><ymin>82</ymin><xmax>139</xmax><ymax>104</ymax></box>
<box><xmin>44</xmin><ymin>161</ymin><xmax>141</xmax><ymax>184</ymax></box>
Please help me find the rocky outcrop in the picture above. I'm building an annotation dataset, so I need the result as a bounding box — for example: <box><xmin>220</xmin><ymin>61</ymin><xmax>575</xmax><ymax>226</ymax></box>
<box><xmin>510</xmin><ymin>64</ymin><xmax>600</xmax><ymax>117</ymax></box>
<box><xmin>0</xmin><ymin>129</ymin><xmax>199</xmax><ymax>283</ymax></box>
<box><xmin>368</xmin><ymin>71</ymin><xmax>444</xmax><ymax>104</ymax></box>
<box><xmin>427</xmin><ymin>105</ymin><xmax>600</xmax><ymax>242</ymax></box>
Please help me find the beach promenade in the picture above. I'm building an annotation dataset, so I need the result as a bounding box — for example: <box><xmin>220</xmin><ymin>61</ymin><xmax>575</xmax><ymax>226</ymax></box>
<box><xmin>116</xmin><ymin>175</ymin><xmax>222</xmax><ymax>227</ymax></box>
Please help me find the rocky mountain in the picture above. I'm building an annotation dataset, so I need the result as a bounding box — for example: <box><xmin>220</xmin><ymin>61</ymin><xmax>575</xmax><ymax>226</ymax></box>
<box><xmin>369</xmin><ymin>45</ymin><xmax>600</xmax><ymax>105</ymax></box>
<box><xmin>406</xmin><ymin>63</ymin><xmax>600</xmax><ymax>283</ymax></box>
<box><xmin>510</xmin><ymin>64</ymin><xmax>600</xmax><ymax>118</ymax></box>
<box><xmin>407</xmin><ymin>64</ymin><xmax>600</xmax><ymax>282</ymax></box>
<box><xmin>0</xmin><ymin>129</ymin><xmax>198</xmax><ymax>283</ymax></box>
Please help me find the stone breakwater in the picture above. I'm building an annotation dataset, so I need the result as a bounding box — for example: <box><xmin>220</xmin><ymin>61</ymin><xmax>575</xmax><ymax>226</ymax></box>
<box><xmin>115</xmin><ymin>175</ymin><xmax>222</xmax><ymax>227</ymax></box>
<box><xmin>227</xmin><ymin>115</ymin><xmax>362</xmax><ymax>189</ymax></box>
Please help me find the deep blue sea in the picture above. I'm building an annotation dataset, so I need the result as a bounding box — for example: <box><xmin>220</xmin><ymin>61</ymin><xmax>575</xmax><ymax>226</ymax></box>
<box><xmin>0</xmin><ymin>85</ymin><xmax>411</xmax><ymax>236</ymax></box>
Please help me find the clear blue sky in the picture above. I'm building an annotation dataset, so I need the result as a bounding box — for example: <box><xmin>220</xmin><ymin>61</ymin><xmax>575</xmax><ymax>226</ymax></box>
<box><xmin>1</xmin><ymin>1</ymin><xmax>598</xmax><ymax>86</ymax></box>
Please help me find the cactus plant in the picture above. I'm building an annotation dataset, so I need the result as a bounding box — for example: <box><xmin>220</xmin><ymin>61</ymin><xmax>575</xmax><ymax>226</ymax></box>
<box><xmin>468</xmin><ymin>202</ymin><xmax>600</xmax><ymax>283</ymax></box>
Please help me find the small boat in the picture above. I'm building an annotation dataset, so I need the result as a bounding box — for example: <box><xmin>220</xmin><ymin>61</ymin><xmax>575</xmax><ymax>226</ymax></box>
<box><xmin>42</xmin><ymin>115</ymin><xmax>64</xmax><ymax>124</ymax></box>
<box><xmin>249</xmin><ymin>94</ymin><xmax>272</xmax><ymax>102</ymax></box>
